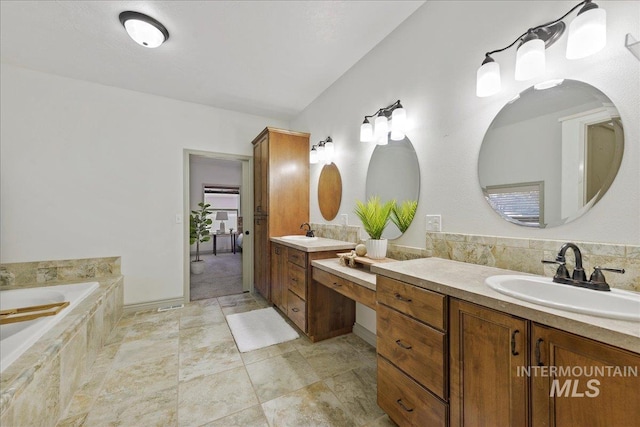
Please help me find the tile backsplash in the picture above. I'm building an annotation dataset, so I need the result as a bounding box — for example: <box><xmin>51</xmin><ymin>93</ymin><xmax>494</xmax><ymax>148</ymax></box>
<box><xmin>0</xmin><ymin>256</ymin><xmax>121</xmax><ymax>289</ymax></box>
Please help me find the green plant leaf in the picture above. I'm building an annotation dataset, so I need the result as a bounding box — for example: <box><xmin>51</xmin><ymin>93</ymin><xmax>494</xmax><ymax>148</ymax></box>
<box><xmin>390</xmin><ymin>199</ymin><xmax>418</xmax><ymax>233</ymax></box>
<box><xmin>354</xmin><ymin>196</ymin><xmax>395</xmax><ymax>240</ymax></box>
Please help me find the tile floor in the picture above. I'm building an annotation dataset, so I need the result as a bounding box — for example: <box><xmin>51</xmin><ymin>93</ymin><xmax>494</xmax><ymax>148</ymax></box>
<box><xmin>56</xmin><ymin>292</ymin><xmax>397</xmax><ymax>427</ymax></box>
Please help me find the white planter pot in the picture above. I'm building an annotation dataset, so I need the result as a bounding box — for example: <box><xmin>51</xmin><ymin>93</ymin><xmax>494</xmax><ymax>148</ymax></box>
<box><xmin>190</xmin><ymin>260</ymin><xmax>205</xmax><ymax>275</ymax></box>
<box><xmin>365</xmin><ymin>239</ymin><xmax>388</xmax><ymax>260</ymax></box>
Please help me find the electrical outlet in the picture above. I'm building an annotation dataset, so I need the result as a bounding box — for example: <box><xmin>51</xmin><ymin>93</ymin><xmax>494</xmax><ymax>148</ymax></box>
<box><xmin>175</xmin><ymin>214</ymin><xmax>183</xmax><ymax>224</ymax></box>
<box><xmin>426</xmin><ymin>214</ymin><xmax>441</xmax><ymax>232</ymax></box>
<box><xmin>340</xmin><ymin>214</ymin><xmax>348</xmax><ymax>225</ymax></box>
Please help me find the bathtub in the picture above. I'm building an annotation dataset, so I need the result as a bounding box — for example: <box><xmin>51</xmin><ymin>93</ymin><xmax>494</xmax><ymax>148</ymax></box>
<box><xmin>0</xmin><ymin>281</ymin><xmax>99</xmax><ymax>373</ymax></box>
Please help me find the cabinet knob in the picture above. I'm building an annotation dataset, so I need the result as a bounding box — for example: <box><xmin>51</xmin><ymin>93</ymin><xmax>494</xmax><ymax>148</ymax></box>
<box><xmin>511</xmin><ymin>330</ymin><xmax>520</xmax><ymax>356</ymax></box>
<box><xmin>291</xmin><ymin>307</ymin><xmax>300</xmax><ymax>313</ymax></box>
<box><xmin>396</xmin><ymin>399</ymin><xmax>414</xmax><ymax>413</ymax></box>
<box><xmin>394</xmin><ymin>293</ymin><xmax>412</xmax><ymax>303</ymax></box>
<box><xmin>395</xmin><ymin>339</ymin><xmax>413</xmax><ymax>350</ymax></box>
<box><xmin>535</xmin><ymin>338</ymin><xmax>544</xmax><ymax>366</ymax></box>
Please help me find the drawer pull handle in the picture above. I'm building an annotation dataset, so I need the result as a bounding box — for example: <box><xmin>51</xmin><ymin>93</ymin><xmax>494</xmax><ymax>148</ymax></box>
<box><xmin>396</xmin><ymin>399</ymin><xmax>414</xmax><ymax>413</ymax></box>
<box><xmin>395</xmin><ymin>340</ymin><xmax>412</xmax><ymax>350</ymax></box>
<box><xmin>291</xmin><ymin>307</ymin><xmax>300</xmax><ymax>313</ymax></box>
<box><xmin>535</xmin><ymin>338</ymin><xmax>544</xmax><ymax>366</ymax></box>
<box><xmin>511</xmin><ymin>329</ymin><xmax>520</xmax><ymax>356</ymax></box>
<box><xmin>394</xmin><ymin>293</ymin><xmax>412</xmax><ymax>303</ymax></box>
<box><xmin>332</xmin><ymin>282</ymin><xmax>342</xmax><ymax>287</ymax></box>
<box><xmin>290</xmin><ymin>278</ymin><xmax>298</xmax><ymax>282</ymax></box>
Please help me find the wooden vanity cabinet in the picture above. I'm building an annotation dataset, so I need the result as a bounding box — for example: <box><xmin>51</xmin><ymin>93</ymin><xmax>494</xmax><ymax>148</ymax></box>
<box><xmin>449</xmin><ymin>299</ymin><xmax>529</xmax><ymax>427</ymax></box>
<box><xmin>376</xmin><ymin>275</ymin><xmax>449</xmax><ymax>427</ymax></box>
<box><xmin>251</xmin><ymin>127</ymin><xmax>310</xmax><ymax>301</ymax></box>
<box><xmin>531</xmin><ymin>323</ymin><xmax>640</xmax><ymax>427</ymax></box>
<box><xmin>270</xmin><ymin>243</ymin><xmax>287</xmax><ymax>313</ymax></box>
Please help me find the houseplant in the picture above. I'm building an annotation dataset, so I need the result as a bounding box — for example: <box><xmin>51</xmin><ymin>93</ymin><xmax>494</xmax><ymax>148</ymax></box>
<box><xmin>354</xmin><ymin>196</ymin><xmax>395</xmax><ymax>259</ymax></box>
<box><xmin>190</xmin><ymin>202</ymin><xmax>213</xmax><ymax>274</ymax></box>
<box><xmin>390</xmin><ymin>199</ymin><xmax>418</xmax><ymax>234</ymax></box>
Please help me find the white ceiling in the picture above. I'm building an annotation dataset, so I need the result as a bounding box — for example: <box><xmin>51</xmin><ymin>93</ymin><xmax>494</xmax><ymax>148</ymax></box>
<box><xmin>0</xmin><ymin>1</ymin><xmax>425</xmax><ymax>120</ymax></box>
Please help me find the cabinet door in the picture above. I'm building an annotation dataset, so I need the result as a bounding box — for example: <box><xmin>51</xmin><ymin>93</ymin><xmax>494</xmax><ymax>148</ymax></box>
<box><xmin>253</xmin><ymin>216</ymin><xmax>269</xmax><ymax>300</ymax></box>
<box><xmin>531</xmin><ymin>323</ymin><xmax>640</xmax><ymax>427</ymax></box>
<box><xmin>450</xmin><ymin>299</ymin><xmax>529</xmax><ymax>427</ymax></box>
<box><xmin>270</xmin><ymin>244</ymin><xmax>286</xmax><ymax>312</ymax></box>
<box><xmin>253</xmin><ymin>136</ymin><xmax>268</xmax><ymax>215</ymax></box>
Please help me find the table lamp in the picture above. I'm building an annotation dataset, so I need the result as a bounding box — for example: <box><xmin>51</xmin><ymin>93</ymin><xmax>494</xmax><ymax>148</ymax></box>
<box><xmin>216</xmin><ymin>211</ymin><xmax>229</xmax><ymax>233</ymax></box>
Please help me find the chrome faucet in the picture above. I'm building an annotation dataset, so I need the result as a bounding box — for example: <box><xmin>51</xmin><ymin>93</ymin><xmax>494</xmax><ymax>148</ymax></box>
<box><xmin>300</xmin><ymin>223</ymin><xmax>315</xmax><ymax>237</ymax></box>
<box><xmin>542</xmin><ymin>242</ymin><xmax>624</xmax><ymax>291</ymax></box>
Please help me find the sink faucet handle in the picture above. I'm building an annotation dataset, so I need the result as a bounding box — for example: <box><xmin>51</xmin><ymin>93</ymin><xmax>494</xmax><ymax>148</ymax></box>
<box><xmin>589</xmin><ymin>266</ymin><xmax>625</xmax><ymax>284</ymax></box>
<box><xmin>541</xmin><ymin>259</ymin><xmax>570</xmax><ymax>279</ymax></box>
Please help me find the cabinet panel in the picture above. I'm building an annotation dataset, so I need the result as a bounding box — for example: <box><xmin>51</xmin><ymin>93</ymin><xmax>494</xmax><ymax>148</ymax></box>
<box><xmin>377</xmin><ymin>275</ymin><xmax>446</xmax><ymax>330</ymax></box>
<box><xmin>378</xmin><ymin>356</ymin><xmax>448</xmax><ymax>427</ymax></box>
<box><xmin>313</xmin><ymin>268</ymin><xmax>376</xmax><ymax>310</ymax></box>
<box><xmin>253</xmin><ymin>216</ymin><xmax>269</xmax><ymax>300</ymax></box>
<box><xmin>287</xmin><ymin>248</ymin><xmax>306</xmax><ymax>269</ymax></box>
<box><xmin>449</xmin><ymin>299</ymin><xmax>529</xmax><ymax>427</ymax></box>
<box><xmin>270</xmin><ymin>244</ymin><xmax>286</xmax><ymax>312</ymax></box>
<box><xmin>287</xmin><ymin>262</ymin><xmax>306</xmax><ymax>300</ymax></box>
<box><xmin>531</xmin><ymin>323</ymin><xmax>640</xmax><ymax>427</ymax></box>
<box><xmin>377</xmin><ymin>304</ymin><xmax>447</xmax><ymax>400</ymax></box>
<box><xmin>287</xmin><ymin>290</ymin><xmax>306</xmax><ymax>332</ymax></box>
<box><xmin>253</xmin><ymin>136</ymin><xmax>268</xmax><ymax>215</ymax></box>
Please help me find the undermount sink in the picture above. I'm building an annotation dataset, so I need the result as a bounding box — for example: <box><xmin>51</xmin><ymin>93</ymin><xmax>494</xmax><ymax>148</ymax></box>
<box><xmin>280</xmin><ymin>235</ymin><xmax>318</xmax><ymax>241</ymax></box>
<box><xmin>485</xmin><ymin>275</ymin><xmax>640</xmax><ymax>321</ymax></box>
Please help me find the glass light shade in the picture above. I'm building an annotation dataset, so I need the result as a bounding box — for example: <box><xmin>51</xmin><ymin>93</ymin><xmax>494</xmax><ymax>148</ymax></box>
<box><xmin>566</xmin><ymin>8</ymin><xmax>606</xmax><ymax>59</ymax></box>
<box><xmin>374</xmin><ymin>115</ymin><xmax>389</xmax><ymax>141</ymax></box>
<box><xmin>124</xmin><ymin>19</ymin><xmax>166</xmax><ymax>48</ymax></box>
<box><xmin>317</xmin><ymin>144</ymin><xmax>326</xmax><ymax>162</ymax></box>
<box><xmin>515</xmin><ymin>38</ymin><xmax>545</xmax><ymax>81</ymax></box>
<box><xmin>390</xmin><ymin>107</ymin><xmax>406</xmax><ymax>140</ymax></box>
<box><xmin>360</xmin><ymin>122</ymin><xmax>373</xmax><ymax>142</ymax></box>
<box><xmin>309</xmin><ymin>148</ymin><xmax>318</xmax><ymax>164</ymax></box>
<box><xmin>324</xmin><ymin>140</ymin><xmax>334</xmax><ymax>157</ymax></box>
<box><xmin>476</xmin><ymin>61</ymin><xmax>501</xmax><ymax>97</ymax></box>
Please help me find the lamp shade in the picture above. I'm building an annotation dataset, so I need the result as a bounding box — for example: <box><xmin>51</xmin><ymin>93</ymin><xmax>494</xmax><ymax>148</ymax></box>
<box><xmin>476</xmin><ymin>59</ymin><xmax>501</xmax><ymax>97</ymax></box>
<box><xmin>566</xmin><ymin>7</ymin><xmax>606</xmax><ymax>59</ymax></box>
<box><xmin>317</xmin><ymin>142</ymin><xmax>326</xmax><ymax>162</ymax></box>
<box><xmin>215</xmin><ymin>211</ymin><xmax>228</xmax><ymax>221</ymax></box>
<box><xmin>374</xmin><ymin>115</ymin><xmax>389</xmax><ymax>144</ymax></box>
<box><xmin>309</xmin><ymin>147</ymin><xmax>318</xmax><ymax>164</ymax></box>
<box><xmin>390</xmin><ymin>107</ymin><xmax>406</xmax><ymax>140</ymax></box>
<box><xmin>515</xmin><ymin>38</ymin><xmax>545</xmax><ymax>81</ymax></box>
<box><xmin>360</xmin><ymin>120</ymin><xmax>373</xmax><ymax>142</ymax></box>
<box><xmin>324</xmin><ymin>137</ymin><xmax>334</xmax><ymax>160</ymax></box>
<box><xmin>119</xmin><ymin>12</ymin><xmax>169</xmax><ymax>48</ymax></box>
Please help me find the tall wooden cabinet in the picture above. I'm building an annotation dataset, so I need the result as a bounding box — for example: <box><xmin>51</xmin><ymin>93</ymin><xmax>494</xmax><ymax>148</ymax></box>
<box><xmin>252</xmin><ymin>127</ymin><xmax>310</xmax><ymax>300</ymax></box>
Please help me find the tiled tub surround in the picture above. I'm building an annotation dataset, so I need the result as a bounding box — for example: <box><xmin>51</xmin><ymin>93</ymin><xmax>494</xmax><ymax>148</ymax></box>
<box><xmin>426</xmin><ymin>232</ymin><xmax>640</xmax><ymax>292</ymax></box>
<box><xmin>371</xmin><ymin>258</ymin><xmax>639</xmax><ymax>353</ymax></box>
<box><xmin>0</xmin><ymin>258</ymin><xmax>123</xmax><ymax>427</ymax></box>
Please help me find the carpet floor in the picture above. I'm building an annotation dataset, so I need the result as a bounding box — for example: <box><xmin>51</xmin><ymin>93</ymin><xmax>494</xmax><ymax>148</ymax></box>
<box><xmin>190</xmin><ymin>252</ymin><xmax>243</xmax><ymax>301</ymax></box>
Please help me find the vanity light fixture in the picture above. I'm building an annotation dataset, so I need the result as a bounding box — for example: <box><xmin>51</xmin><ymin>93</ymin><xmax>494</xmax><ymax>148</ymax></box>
<box><xmin>359</xmin><ymin>100</ymin><xmax>406</xmax><ymax>145</ymax></box>
<box><xmin>119</xmin><ymin>11</ymin><xmax>169</xmax><ymax>48</ymax></box>
<box><xmin>476</xmin><ymin>0</ymin><xmax>606</xmax><ymax>97</ymax></box>
<box><xmin>310</xmin><ymin>137</ymin><xmax>333</xmax><ymax>165</ymax></box>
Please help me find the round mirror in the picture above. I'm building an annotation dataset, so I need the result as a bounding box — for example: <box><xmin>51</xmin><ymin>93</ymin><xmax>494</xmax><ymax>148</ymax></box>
<box><xmin>478</xmin><ymin>80</ymin><xmax>623</xmax><ymax>228</ymax></box>
<box><xmin>318</xmin><ymin>163</ymin><xmax>342</xmax><ymax>220</ymax></box>
<box><xmin>366</xmin><ymin>136</ymin><xmax>420</xmax><ymax>239</ymax></box>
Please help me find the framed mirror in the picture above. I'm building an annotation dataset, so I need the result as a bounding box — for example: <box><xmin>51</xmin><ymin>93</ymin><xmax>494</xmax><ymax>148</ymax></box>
<box><xmin>318</xmin><ymin>163</ymin><xmax>342</xmax><ymax>221</ymax></box>
<box><xmin>365</xmin><ymin>136</ymin><xmax>420</xmax><ymax>239</ymax></box>
<box><xmin>478</xmin><ymin>80</ymin><xmax>623</xmax><ymax>228</ymax></box>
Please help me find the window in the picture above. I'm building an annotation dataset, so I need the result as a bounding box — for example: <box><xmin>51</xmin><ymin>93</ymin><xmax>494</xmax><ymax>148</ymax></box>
<box><xmin>484</xmin><ymin>181</ymin><xmax>544</xmax><ymax>227</ymax></box>
<box><xmin>203</xmin><ymin>185</ymin><xmax>240</xmax><ymax>233</ymax></box>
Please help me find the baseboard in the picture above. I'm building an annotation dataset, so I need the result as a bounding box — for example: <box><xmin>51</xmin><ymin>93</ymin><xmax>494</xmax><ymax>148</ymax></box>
<box><xmin>124</xmin><ymin>297</ymin><xmax>185</xmax><ymax>314</ymax></box>
<box><xmin>352</xmin><ymin>322</ymin><xmax>377</xmax><ymax>348</ymax></box>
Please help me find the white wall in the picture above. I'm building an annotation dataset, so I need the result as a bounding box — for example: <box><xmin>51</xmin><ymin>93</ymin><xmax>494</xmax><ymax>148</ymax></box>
<box><xmin>189</xmin><ymin>156</ymin><xmax>242</xmax><ymax>253</ymax></box>
<box><xmin>291</xmin><ymin>1</ymin><xmax>640</xmax><ymax>332</ymax></box>
<box><xmin>0</xmin><ymin>64</ymin><xmax>287</xmax><ymax>304</ymax></box>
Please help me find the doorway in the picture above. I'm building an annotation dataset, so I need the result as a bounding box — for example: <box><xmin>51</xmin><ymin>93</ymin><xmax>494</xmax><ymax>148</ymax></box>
<box><xmin>183</xmin><ymin>150</ymin><xmax>253</xmax><ymax>303</ymax></box>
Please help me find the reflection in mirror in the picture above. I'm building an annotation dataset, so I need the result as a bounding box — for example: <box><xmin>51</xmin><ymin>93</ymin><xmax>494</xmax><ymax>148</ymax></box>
<box><xmin>318</xmin><ymin>163</ymin><xmax>342</xmax><ymax>221</ymax></box>
<box><xmin>366</xmin><ymin>136</ymin><xmax>420</xmax><ymax>239</ymax></box>
<box><xmin>478</xmin><ymin>80</ymin><xmax>623</xmax><ymax>228</ymax></box>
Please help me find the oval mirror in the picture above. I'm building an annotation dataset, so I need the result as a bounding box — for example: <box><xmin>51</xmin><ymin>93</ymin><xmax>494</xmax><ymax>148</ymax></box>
<box><xmin>478</xmin><ymin>80</ymin><xmax>623</xmax><ymax>228</ymax></box>
<box><xmin>366</xmin><ymin>136</ymin><xmax>420</xmax><ymax>239</ymax></box>
<box><xmin>318</xmin><ymin>163</ymin><xmax>342</xmax><ymax>220</ymax></box>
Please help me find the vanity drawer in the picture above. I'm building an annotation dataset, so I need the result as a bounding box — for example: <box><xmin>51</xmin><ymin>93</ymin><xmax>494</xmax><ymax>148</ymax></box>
<box><xmin>288</xmin><ymin>263</ymin><xmax>307</xmax><ymax>300</ymax></box>
<box><xmin>378</xmin><ymin>356</ymin><xmax>448</xmax><ymax>427</ymax></box>
<box><xmin>287</xmin><ymin>249</ymin><xmax>307</xmax><ymax>269</ymax></box>
<box><xmin>313</xmin><ymin>268</ymin><xmax>376</xmax><ymax>310</ymax></box>
<box><xmin>377</xmin><ymin>275</ymin><xmax>447</xmax><ymax>331</ymax></box>
<box><xmin>287</xmin><ymin>290</ymin><xmax>306</xmax><ymax>332</ymax></box>
<box><xmin>377</xmin><ymin>304</ymin><xmax>447</xmax><ymax>399</ymax></box>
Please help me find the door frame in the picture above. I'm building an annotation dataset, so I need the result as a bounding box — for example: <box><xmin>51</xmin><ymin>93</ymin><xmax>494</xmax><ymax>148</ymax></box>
<box><xmin>183</xmin><ymin>149</ymin><xmax>254</xmax><ymax>303</ymax></box>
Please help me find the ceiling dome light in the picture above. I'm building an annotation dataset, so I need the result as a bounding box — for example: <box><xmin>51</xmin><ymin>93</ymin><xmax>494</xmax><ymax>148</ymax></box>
<box><xmin>476</xmin><ymin>55</ymin><xmax>501</xmax><ymax>97</ymax></box>
<box><xmin>515</xmin><ymin>31</ymin><xmax>546</xmax><ymax>81</ymax></box>
<box><xmin>119</xmin><ymin>11</ymin><xmax>169</xmax><ymax>48</ymax></box>
<box><xmin>566</xmin><ymin>2</ymin><xmax>606</xmax><ymax>59</ymax></box>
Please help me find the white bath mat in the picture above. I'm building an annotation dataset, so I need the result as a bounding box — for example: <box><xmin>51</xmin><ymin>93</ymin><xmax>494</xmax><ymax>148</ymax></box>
<box><xmin>226</xmin><ymin>307</ymin><xmax>299</xmax><ymax>353</ymax></box>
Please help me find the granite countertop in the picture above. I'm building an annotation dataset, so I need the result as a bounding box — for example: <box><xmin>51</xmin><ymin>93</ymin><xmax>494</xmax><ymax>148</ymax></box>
<box><xmin>369</xmin><ymin>258</ymin><xmax>640</xmax><ymax>353</ymax></box>
<box><xmin>270</xmin><ymin>236</ymin><xmax>356</xmax><ymax>253</ymax></box>
<box><xmin>311</xmin><ymin>258</ymin><xmax>377</xmax><ymax>291</ymax></box>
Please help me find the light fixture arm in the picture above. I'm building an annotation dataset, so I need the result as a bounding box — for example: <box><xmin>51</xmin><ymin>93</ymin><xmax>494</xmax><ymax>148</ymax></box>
<box><xmin>361</xmin><ymin>100</ymin><xmax>403</xmax><ymax>121</ymax></box>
